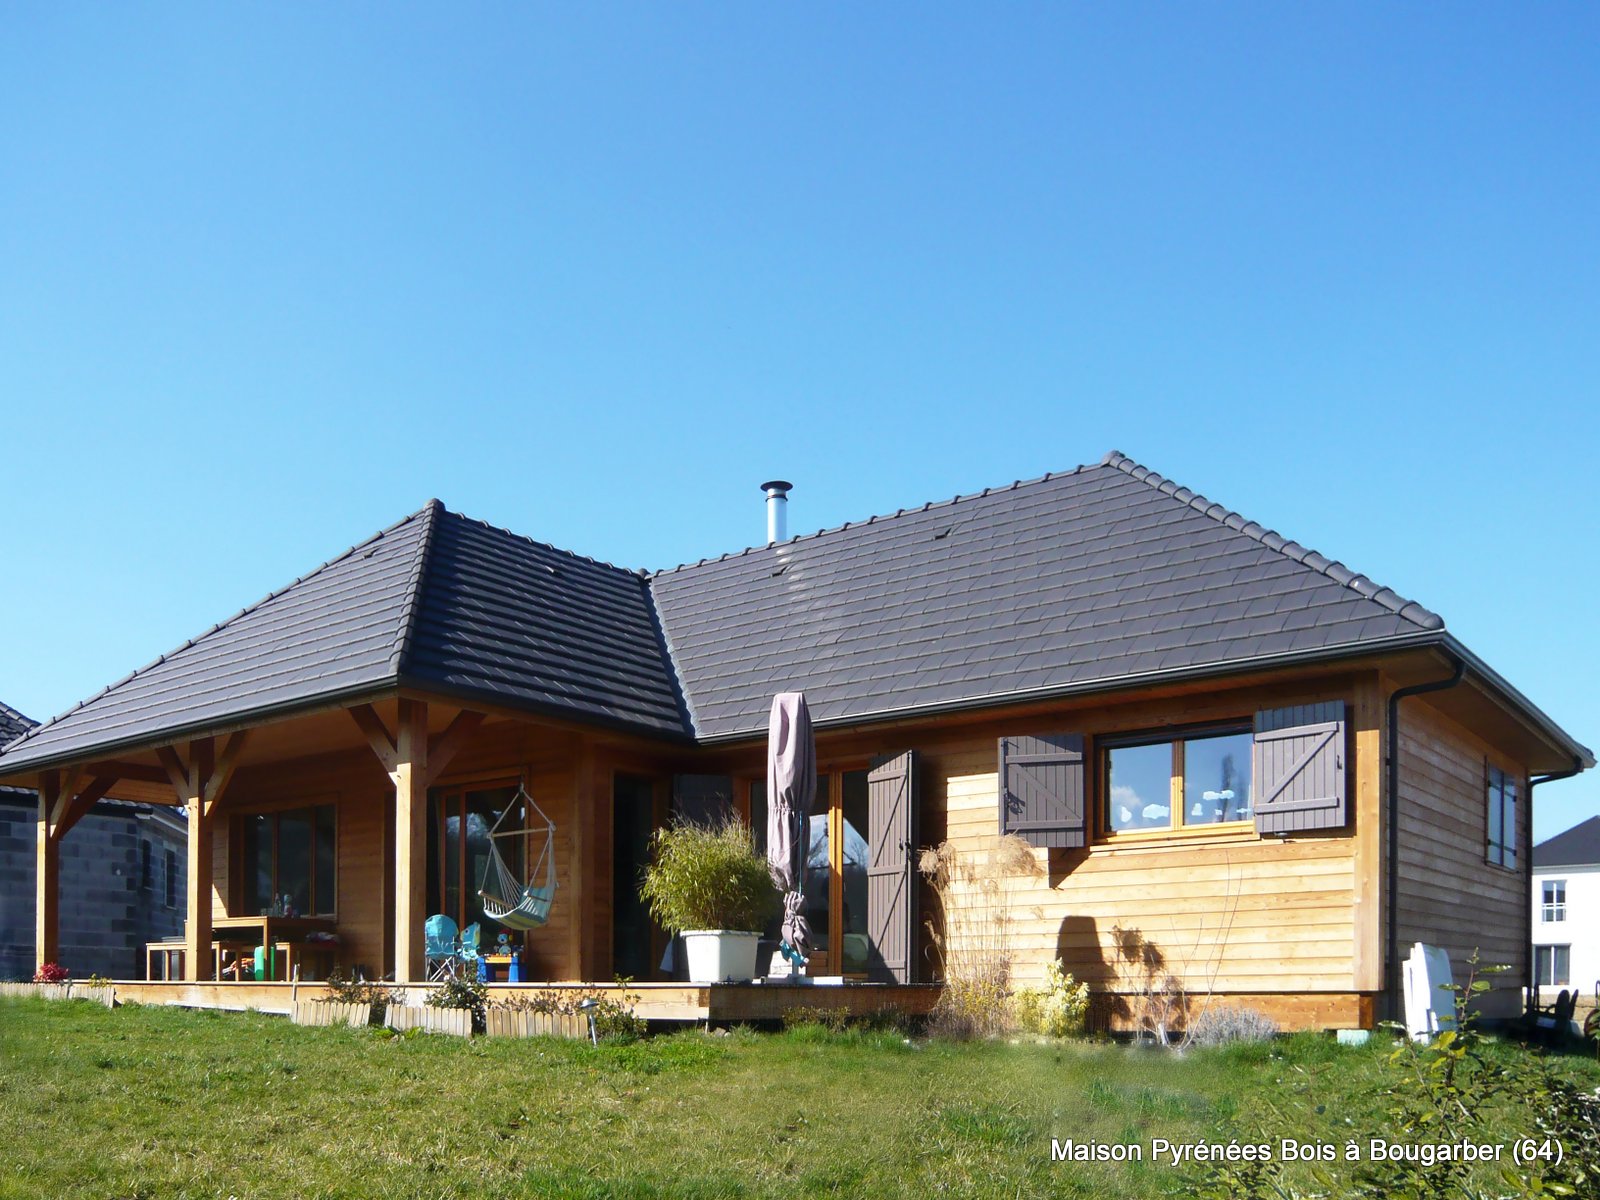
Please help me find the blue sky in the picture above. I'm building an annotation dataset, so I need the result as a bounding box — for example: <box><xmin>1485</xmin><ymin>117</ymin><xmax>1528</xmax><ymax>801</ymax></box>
<box><xmin>2</xmin><ymin>7</ymin><xmax>1595</xmax><ymax>836</ymax></box>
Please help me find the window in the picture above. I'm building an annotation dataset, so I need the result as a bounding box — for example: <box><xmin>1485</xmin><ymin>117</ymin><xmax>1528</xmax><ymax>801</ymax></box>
<box><xmin>141</xmin><ymin>841</ymin><xmax>153</xmax><ymax>892</ymax></box>
<box><xmin>241</xmin><ymin>805</ymin><xmax>337</xmax><ymax>916</ymax></box>
<box><xmin>1542</xmin><ymin>880</ymin><xmax>1567</xmax><ymax>923</ymax></box>
<box><xmin>1535</xmin><ymin>945</ymin><xmax>1570</xmax><ymax>988</ymax></box>
<box><xmin>1103</xmin><ymin>725</ymin><xmax>1253</xmax><ymax>834</ymax></box>
<box><xmin>1486</xmin><ymin>765</ymin><xmax>1518</xmax><ymax>869</ymax></box>
<box><xmin>747</xmin><ymin>769</ymin><xmax>871</xmax><ymax>976</ymax></box>
<box><xmin>164</xmin><ymin>847</ymin><xmax>178</xmax><ymax>909</ymax></box>
<box><xmin>427</xmin><ymin>784</ymin><xmax>521</xmax><ymax>941</ymax></box>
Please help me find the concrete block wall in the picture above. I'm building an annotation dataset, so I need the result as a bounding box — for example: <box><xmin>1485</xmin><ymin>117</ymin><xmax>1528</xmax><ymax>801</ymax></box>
<box><xmin>0</xmin><ymin>796</ymin><xmax>186</xmax><ymax>980</ymax></box>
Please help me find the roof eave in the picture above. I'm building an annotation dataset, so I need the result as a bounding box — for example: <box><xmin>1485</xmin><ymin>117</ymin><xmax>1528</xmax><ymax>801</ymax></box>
<box><xmin>0</xmin><ymin>677</ymin><xmax>404</xmax><ymax>781</ymax></box>
<box><xmin>692</xmin><ymin>630</ymin><xmax>1593</xmax><ymax>767</ymax></box>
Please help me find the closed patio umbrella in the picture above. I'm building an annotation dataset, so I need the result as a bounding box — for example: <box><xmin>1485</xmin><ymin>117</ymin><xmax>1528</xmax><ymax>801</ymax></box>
<box><xmin>766</xmin><ymin>691</ymin><xmax>816</xmax><ymax>966</ymax></box>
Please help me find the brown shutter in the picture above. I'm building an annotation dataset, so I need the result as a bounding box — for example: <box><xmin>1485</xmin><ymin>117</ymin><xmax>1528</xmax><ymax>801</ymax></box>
<box><xmin>998</xmin><ymin>734</ymin><xmax>1086</xmax><ymax>849</ymax></box>
<box><xmin>671</xmin><ymin>775</ymin><xmax>734</xmax><ymax>827</ymax></box>
<box><xmin>867</xmin><ymin>751</ymin><xmax>918</xmax><ymax>983</ymax></box>
<box><xmin>1252</xmin><ymin>702</ymin><xmax>1347</xmax><ymax>834</ymax></box>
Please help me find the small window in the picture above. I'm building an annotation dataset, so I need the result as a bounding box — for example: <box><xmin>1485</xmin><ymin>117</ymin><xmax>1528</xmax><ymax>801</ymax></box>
<box><xmin>1535</xmin><ymin>944</ymin><xmax>1570</xmax><ymax>988</ymax></box>
<box><xmin>164</xmin><ymin>847</ymin><xmax>178</xmax><ymax>909</ymax></box>
<box><xmin>1104</xmin><ymin>726</ymin><xmax>1253</xmax><ymax>834</ymax></box>
<box><xmin>1486</xmin><ymin>765</ymin><xmax>1518</xmax><ymax>869</ymax></box>
<box><xmin>1541</xmin><ymin>880</ymin><xmax>1566</xmax><ymax>923</ymax></box>
<box><xmin>140</xmin><ymin>841</ymin><xmax>153</xmax><ymax>892</ymax></box>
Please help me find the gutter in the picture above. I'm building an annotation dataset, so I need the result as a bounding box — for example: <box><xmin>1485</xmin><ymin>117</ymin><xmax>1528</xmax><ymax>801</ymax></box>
<box><xmin>1526</xmin><ymin>757</ymin><xmax>1586</xmax><ymax>1005</ymax></box>
<box><xmin>1385</xmin><ymin>654</ymin><xmax>1466</xmax><ymax>1021</ymax></box>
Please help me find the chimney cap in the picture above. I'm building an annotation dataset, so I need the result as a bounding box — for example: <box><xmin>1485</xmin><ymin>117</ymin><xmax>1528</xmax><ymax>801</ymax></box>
<box><xmin>759</xmin><ymin>480</ymin><xmax>793</xmax><ymax>495</ymax></box>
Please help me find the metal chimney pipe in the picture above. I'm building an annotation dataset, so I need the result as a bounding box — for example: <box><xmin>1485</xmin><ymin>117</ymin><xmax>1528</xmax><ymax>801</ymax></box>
<box><xmin>760</xmin><ymin>480</ymin><xmax>793</xmax><ymax>544</ymax></box>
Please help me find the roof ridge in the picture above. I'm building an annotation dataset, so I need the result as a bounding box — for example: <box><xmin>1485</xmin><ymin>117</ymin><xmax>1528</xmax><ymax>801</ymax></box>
<box><xmin>1</xmin><ymin>504</ymin><xmax>434</xmax><ymax>757</ymax></box>
<box><xmin>447</xmin><ymin>508</ymin><xmax>649</xmax><ymax>579</ymax></box>
<box><xmin>1101</xmin><ymin>450</ymin><xmax>1445</xmax><ymax>632</ymax></box>
<box><xmin>389</xmin><ymin>499</ymin><xmax>445</xmax><ymax>676</ymax></box>
<box><xmin>651</xmin><ymin>463</ymin><xmax>1095</xmax><ymax>576</ymax></box>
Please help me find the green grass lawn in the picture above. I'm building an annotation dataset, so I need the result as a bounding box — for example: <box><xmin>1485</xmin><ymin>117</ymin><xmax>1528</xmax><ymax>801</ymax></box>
<box><xmin>1</xmin><ymin>997</ymin><xmax>1595</xmax><ymax>1199</ymax></box>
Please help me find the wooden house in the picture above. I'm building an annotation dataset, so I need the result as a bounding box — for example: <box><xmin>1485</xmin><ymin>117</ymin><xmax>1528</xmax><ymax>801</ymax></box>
<box><xmin>0</xmin><ymin>452</ymin><xmax>1587</xmax><ymax>1029</ymax></box>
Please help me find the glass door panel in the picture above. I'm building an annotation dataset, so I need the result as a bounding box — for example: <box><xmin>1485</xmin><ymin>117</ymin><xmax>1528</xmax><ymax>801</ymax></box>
<box><xmin>839</xmin><ymin>770</ymin><xmax>870</xmax><ymax>975</ymax></box>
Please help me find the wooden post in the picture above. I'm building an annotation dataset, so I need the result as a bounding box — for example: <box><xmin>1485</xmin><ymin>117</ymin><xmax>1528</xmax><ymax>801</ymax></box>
<box><xmin>349</xmin><ymin>700</ymin><xmax>483</xmax><ymax>984</ymax></box>
<box><xmin>570</xmin><ymin>741</ymin><xmax>595</xmax><ymax>981</ymax></box>
<box><xmin>185</xmin><ymin>785</ymin><xmax>212</xmax><ymax>981</ymax></box>
<box><xmin>1352</xmin><ymin>672</ymin><xmax>1385</xmax><ymax>998</ymax></box>
<box><xmin>35</xmin><ymin>772</ymin><xmax>61</xmax><ymax>973</ymax></box>
<box><xmin>158</xmin><ymin>734</ymin><xmax>247</xmax><ymax>982</ymax></box>
<box><xmin>393</xmin><ymin>700</ymin><xmax>429</xmax><ymax>984</ymax></box>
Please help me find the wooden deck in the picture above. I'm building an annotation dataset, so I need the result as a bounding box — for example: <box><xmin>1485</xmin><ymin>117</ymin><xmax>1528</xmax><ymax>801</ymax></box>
<box><xmin>58</xmin><ymin>979</ymin><xmax>944</xmax><ymax>1023</ymax></box>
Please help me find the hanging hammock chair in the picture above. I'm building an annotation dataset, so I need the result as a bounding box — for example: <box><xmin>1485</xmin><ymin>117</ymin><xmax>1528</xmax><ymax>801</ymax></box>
<box><xmin>477</xmin><ymin>787</ymin><xmax>557</xmax><ymax>931</ymax></box>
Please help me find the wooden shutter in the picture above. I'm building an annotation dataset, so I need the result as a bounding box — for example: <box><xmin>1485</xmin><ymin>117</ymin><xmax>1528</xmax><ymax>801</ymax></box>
<box><xmin>671</xmin><ymin>775</ymin><xmax>733</xmax><ymax>827</ymax></box>
<box><xmin>1252</xmin><ymin>702</ymin><xmax>1347</xmax><ymax>834</ymax></box>
<box><xmin>867</xmin><ymin>751</ymin><xmax>918</xmax><ymax>983</ymax></box>
<box><xmin>998</xmin><ymin>734</ymin><xmax>1086</xmax><ymax>849</ymax></box>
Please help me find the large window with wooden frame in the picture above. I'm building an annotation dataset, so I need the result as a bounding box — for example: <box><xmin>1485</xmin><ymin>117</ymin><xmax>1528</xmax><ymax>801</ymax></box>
<box><xmin>241</xmin><ymin>805</ymin><xmax>337</xmax><ymax>917</ymax></box>
<box><xmin>1486</xmin><ymin>765</ymin><xmax>1518</xmax><ymax>869</ymax></box>
<box><xmin>1101</xmin><ymin>724</ymin><xmax>1254</xmax><ymax>835</ymax></box>
<box><xmin>748</xmin><ymin>769</ymin><xmax>871</xmax><ymax>976</ymax></box>
<box><xmin>428</xmin><ymin>782</ymin><xmax>524</xmax><ymax>944</ymax></box>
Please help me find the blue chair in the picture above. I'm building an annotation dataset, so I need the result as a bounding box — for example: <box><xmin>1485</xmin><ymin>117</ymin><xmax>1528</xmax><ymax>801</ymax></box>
<box><xmin>424</xmin><ymin>914</ymin><xmax>459</xmax><ymax>982</ymax></box>
<box><xmin>458</xmin><ymin>922</ymin><xmax>481</xmax><ymax>978</ymax></box>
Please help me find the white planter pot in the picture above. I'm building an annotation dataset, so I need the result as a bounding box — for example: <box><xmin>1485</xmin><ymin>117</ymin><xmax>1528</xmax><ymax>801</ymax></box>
<box><xmin>681</xmin><ymin>930</ymin><xmax>761</xmax><ymax>983</ymax></box>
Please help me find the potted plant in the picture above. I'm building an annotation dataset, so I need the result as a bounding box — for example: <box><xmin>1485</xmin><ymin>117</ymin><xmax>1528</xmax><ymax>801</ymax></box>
<box><xmin>639</xmin><ymin>819</ymin><xmax>779</xmax><ymax>983</ymax></box>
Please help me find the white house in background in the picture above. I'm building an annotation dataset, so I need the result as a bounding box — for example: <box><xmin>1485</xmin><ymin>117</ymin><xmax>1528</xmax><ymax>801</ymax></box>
<box><xmin>1531</xmin><ymin>815</ymin><xmax>1600</xmax><ymax>1001</ymax></box>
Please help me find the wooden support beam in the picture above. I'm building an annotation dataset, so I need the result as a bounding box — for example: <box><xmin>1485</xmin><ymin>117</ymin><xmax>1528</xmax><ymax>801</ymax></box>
<box><xmin>570</xmin><ymin>741</ymin><xmax>596</xmax><ymax>981</ymax></box>
<box><xmin>203</xmin><ymin>731</ymin><xmax>249</xmax><ymax>815</ymax></box>
<box><xmin>35</xmin><ymin>772</ymin><xmax>61</xmax><ymax>972</ymax></box>
<box><xmin>1352</xmin><ymin>672</ymin><xmax>1384</xmax><ymax>997</ymax></box>
<box><xmin>424</xmin><ymin>710</ymin><xmax>485</xmax><ymax>788</ymax></box>
<box><xmin>392</xmin><ymin>699</ymin><xmax>429</xmax><ymax>983</ymax></box>
<box><xmin>53</xmin><ymin>776</ymin><xmax>115</xmax><ymax>841</ymax></box>
<box><xmin>347</xmin><ymin>701</ymin><xmax>485</xmax><ymax>982</ymax></box>
<box><xmin>349</xmin><ymin>704</ymin><xmax>399</xmax><ymax>774</ymax></box>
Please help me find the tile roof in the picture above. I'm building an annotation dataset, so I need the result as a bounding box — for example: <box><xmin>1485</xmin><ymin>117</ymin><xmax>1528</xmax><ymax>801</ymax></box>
<box><xmin>1533</xmin><ymin>815</ymin><xmax>1600</xmax><ymax>869</ymax></box>
<box><xmin>0</xmin><ymin>700</ymin><xmax>36</xmax><ymax>796</ymax></box>
<box><xmin>0</xmin><ymin>504</ymin><xmax>692</xmax><ymax>769</ymax></box>
<box><xmin>0</xmin><ymin>699</ymin><xmax>35</xmax><ymax>747</ymax></box>
<box><xmin>0</xmin><ymin>450</ymin><xmax>1585</xmax><ymax>772</ymax></box>
<box><xmin>650</xmin><ymin>451</ymin><xmax>1446</xmax><ymax>738</ymax></box>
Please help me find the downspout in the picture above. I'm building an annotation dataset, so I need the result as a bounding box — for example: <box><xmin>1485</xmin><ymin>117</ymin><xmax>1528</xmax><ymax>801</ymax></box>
<box><xmin>1385</xmin><ymin>655</ymin><xmax>1466</xmax><ymax>1020</ymax></box>
<box><xmin>1527</xmin><ymin>757</ymin><xmax>1585</xmax><ymax>1004</ymax></box>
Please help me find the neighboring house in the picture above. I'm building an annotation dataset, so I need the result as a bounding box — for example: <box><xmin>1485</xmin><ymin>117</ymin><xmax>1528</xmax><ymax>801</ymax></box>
<box><xmin>1531</xmin><ymin>815</ymin><xmax>1600</xmax><ymax>1003</ymax></box>
<box><xmin>0</xmin><ymin>451</ymin><xmax>1588</xmax><ymax>1028</ymax></box>
<box><xmin>0</xmin><ymin>699</ymin><xmax>187</xmax><ymax>980</ymax></box>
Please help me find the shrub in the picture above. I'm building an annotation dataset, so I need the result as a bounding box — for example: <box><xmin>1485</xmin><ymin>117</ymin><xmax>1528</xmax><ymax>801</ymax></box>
<box><xmin>639</xmin><ymin>818</ymin><xmax>778</xmax><ymax>934</ymax></box>
<box><xmin>324</xmin><ymin>969</ymin><xmax>391</xmax><ymax>1026</ymax></box>
<box><xmin>426</xmin><ymin>976</ymin><xmax>488</xmax><ymax>1034</ymax></box>
<box><xmin>33</xmin><ymin>963</ymin><xmax>69</xmax><ymax>984</ymax></box>
<box><xmin>1185</xmin><ymin>1004</ymin><xmax>1278</xmax><ymax>1048</ymax></box>
<box><xmin>1014</xmin><ymin>960</ymin><xmax>1090</xmax><ymax>1038</ymax></box>
<box><xmin>920</xmin><ymin>835</ymin><xmax>1041</xmax><ymax>1039</ymax></box>
<box><xmin>493</xmin><ymin>977</ymin><xmax>645</xmax><ymax>1042</ymax></box>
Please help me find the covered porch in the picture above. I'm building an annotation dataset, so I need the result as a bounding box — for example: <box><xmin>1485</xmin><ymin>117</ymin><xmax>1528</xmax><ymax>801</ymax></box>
<box><xmin>20</xmin><ymin>691</ymin><xmax>699</xmax><ymax>990</ymax></box>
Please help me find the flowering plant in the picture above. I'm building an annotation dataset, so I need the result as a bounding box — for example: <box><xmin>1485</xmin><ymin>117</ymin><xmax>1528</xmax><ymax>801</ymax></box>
<box><xmin>33</xmin><ymin>962</ymin><xmax>69</xmax><ymax>984</ymax></box>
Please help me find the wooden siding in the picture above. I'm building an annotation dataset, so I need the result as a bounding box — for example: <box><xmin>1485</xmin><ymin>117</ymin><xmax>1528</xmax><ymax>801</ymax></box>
<box><xmin>940</xmin><ymin>762</ymin><xmax>1358</xmax><ymax>995</ymax></box>
<box><xmin>1395</xmin><ymin>700</ymin><xmax>1528</xmax><ymax>1017</ymax></box>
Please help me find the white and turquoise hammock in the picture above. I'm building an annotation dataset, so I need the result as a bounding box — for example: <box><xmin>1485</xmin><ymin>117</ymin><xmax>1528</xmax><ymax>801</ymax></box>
<box><xmin>478</xmin><ymin>787</ymin><xmax>556</xmax><ymax>931</ymax></box>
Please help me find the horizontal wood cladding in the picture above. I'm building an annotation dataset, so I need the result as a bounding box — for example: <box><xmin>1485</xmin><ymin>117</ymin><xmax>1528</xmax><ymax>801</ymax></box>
<box><xmin>1395</xmin><ymin>700</ymin><xmax>1528</xmax><ymax>1016</ymax></box>
<box><xmin>940</xmin><ymin>768</ymin><xmax>1358</xmax><ymax>993</ymax></box>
